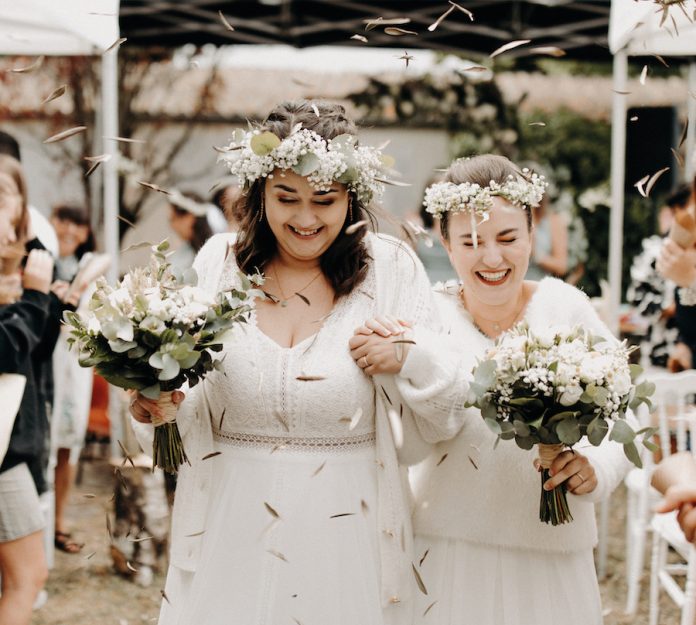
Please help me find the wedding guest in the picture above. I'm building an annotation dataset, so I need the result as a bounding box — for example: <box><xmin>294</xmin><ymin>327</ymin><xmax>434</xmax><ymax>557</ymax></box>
<box><xmin>210</xmin><ymin>177</ymin><xmax>243</xmax><ymax>232</ymax></box>
<box><xmin>626</xmin><ymin>184</ymin><xmax>691</xmax><ymax>367</ymax></box>
<box><xmin>0</xmin><ymin>165</ymin><xmax>53</xmax><ymax>625</ymax></box>
<box><xmin>525</xmin><ymin>192</ymin><xmax>568</xmax><ymax>280</ymax></box>
<box><xmin>0</xmin><ymin>130</ymin><xmax>59</xmax><ymax>258</ymax></box>
<box><xmin>656</xmin><ymin>175</ymin><xmax>696</xmax><ymax>371</ymax></box>
<box><xmin>129</xmin><ymin>100</ymin><xmax>433</xmax><ymax>625</ymax></box>
<box><xmin>351</xmin><ymin>154</ymin><xmax>634</xmax><ymax>625</ymax></box>
<box><xmin>167</xmin><ymin>190</ymin><xmax>217</xmax><ymax>270</ymax></box>
<box><xmin>49</xmin><ymin>204</ymin><xmax>96</xmax><ymax>554</ymax></box>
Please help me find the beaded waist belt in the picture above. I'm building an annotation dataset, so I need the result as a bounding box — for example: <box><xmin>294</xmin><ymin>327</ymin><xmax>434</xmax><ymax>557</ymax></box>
<box><xmin>212</xmin><ymin>428</ymin><xmax>376</xmax><ymax>453</ymax></box>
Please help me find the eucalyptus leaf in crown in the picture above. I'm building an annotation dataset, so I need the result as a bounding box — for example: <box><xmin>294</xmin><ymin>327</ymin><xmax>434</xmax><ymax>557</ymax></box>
<box><xmin>217</xmin><ymin>126</ymin><xmax>399</xmax><ymax>204</ymax></box>
<box><xmin>466</xmin><ymin>323</ymin><xmax>655</xmax><ymax>525</ymax></box>
<box><xmin>63</xmin><ymin>240</ymin><xmax>264</xmax><ymax>473</ymax></box>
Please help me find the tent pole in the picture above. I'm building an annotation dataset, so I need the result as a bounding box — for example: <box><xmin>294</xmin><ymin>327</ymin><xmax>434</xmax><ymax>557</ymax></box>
<box><xmin>101</xmin><ymin>47</ymin><xmax>123</xmax><ymax>459</ymax></box>
<box><xmin>686</xmin><ymin>60</ymin><xmax>696</xmax><ymax>181</ymax></box>
<box><xmin>608</xmin><ymin>48</ymin><xmax>628</xmax><ymax>336</ymax></box>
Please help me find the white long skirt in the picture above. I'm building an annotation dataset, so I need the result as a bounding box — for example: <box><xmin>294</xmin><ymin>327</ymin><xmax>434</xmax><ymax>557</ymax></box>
<box><xmin>413</xmin><ymin>535</ymin><xmax>603</xmax><ymax>625</ymax></box>
<box><xmin>159</xmin><ymin>440</ymin><xmax>403</xmax><ymax>625</ymax></box>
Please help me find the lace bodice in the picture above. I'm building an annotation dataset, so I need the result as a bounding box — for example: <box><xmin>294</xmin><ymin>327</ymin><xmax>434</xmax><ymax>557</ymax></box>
<box><xmin>201</xmin><ymin>254</ymin><xmax>378</xmax><ymax>443</ymax></box>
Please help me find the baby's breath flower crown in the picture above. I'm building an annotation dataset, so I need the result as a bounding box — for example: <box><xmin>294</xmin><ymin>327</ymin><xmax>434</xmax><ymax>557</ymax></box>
<box><xmin>423</xmin><ymin>168</ymin><xmax>548</xmax><ymax>221</ymax></box>
<box><xmin>218</xmin><ymin>126</ymin><xmax>396</xmax><ymax>205</ymax></box>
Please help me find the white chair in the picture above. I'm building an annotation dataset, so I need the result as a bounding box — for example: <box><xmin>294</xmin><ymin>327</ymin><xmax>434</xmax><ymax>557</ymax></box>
<box><xmin>624</xmin><ymin>402</ymin><xmax>658</xmax><ymax>614</ymax></box>
<box><xmin>647</xmin><ymin>371</ymin><xmax>696</xmax><ymax>625</ymax></box>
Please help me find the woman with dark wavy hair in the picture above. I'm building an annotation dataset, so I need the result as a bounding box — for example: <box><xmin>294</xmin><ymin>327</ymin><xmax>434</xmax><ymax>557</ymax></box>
<box><xmin>129</xmin><ymin>100</ymin><xmax>434</xmax><ymax>625</ymax></box>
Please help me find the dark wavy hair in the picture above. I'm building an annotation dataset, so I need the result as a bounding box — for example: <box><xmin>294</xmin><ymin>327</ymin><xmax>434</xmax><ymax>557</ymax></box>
<box><xmin>232</xmin><ymin>100</ymin><xmax>373</xmax><ymax>297</ymax></box>
<box><xmin>438</xmin><ymin>155</ymin><xmax>534</xmax><ymax>240</ymax></box>
<box><xmin>52</xmin><ymin>204</ymin><xmax>96</xmax><ymax>259</ymax></box>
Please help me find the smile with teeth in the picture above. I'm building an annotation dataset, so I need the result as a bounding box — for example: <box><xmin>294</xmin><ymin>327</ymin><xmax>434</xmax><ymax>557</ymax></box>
<box><xmin>289</xmin><ymin>225</ymin><xmax>322</xmax><ymax>237</ymax></box>
<box><xmin>476</xmin><ymin>269</ymin><xmax>510</xmax><ymax>284</ymax></box>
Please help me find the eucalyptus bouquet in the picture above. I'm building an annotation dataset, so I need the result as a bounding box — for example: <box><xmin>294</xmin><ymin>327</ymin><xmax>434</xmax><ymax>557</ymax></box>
<box><xmin>467</xmin><ymin>323</ymin><xmax>655</xmax><ymax>525</ymax></box>
<box><xmin>64</xmin><ymin>241</ymin><xmax>263</xmax><ymax>473</ymax></box>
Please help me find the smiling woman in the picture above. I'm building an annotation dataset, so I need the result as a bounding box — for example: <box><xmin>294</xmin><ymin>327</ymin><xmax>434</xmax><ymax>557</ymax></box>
<box><xmin>129</xmin><ymin>100</ymin><xmax>436</xmax><ymax>625</ymax></box>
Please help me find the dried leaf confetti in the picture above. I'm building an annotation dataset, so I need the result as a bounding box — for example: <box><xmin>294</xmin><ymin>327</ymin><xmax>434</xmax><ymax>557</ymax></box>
<box><xmin>138</xmin><ymin>181</ymin><xmax>171</xmax><ymax>195</ymax></box>
<box><xmin>645</xmin><ymin>167</ymin><xmax>670</xmax><ymax>196</ymax></box>
<box><xmin>639</xmin><ymin>65</ymin><xmax>648</xmax><ymax>85</ymax></box>
<box><xmin>530</xmin><ymin>46</ymin><xmax>565</xmax><ymax>57</ymax></box>
<box><xmin>364</xmin><ymin>17</ymin><xmax>411</xmax><ymax>31</ymax></box>
<box><xmin>436</xmin><ymin>453</ymin><xmax>449</xmax><ymax>466</ymax></box>
<box><xmin>423</xmin><ymin>600</ymin><xmax>438</xmax><ymax>616</ymax></box>
<box><xmin>11</xmin><ymin>56</ymin><xmax>44</xmax><ymax>73</ymax></box>
<box><xmin>345</xmin><ymin>219</ymin><xmax>368</xmax><ymax>235</ymax></box>
<box><xmin>105</xmin><ymin>38</ymin><xmax>127</xmax><ymax>53</ymax></box>
<box><xmin>42</xmin><ymin>84</ymin><xmax>67</xmax><ymax>104</ymax></box>
<box><xmin>330</xmin><ymin>512</ymin><xmax>356</xmax><ymax>518</ymax></box>
<box><xmin>361</xmin><ymin>499</ymin><xmax>370</xmax><ymax>515</ymax></box>
<box><xmin>419</xmin><ymin>548</ymin><xmax>430</xmax><ymax>567</ymax></box>
<box><xmin>311</xmin><ymin>461</ymin><xmax>326</xmax><ymax>477</ymax></box>
<box><xmin>349</xmin><ymin>407</ymin><xmax>363</xmax><ymax>431</ymax></box>
<box><xmin>490</xmin><ymin>39</ymin><xmax>531</xmax><ymax>59</ymax></box>
<box><xmin>384</xmin><ymin>27</ymin><xmax>418</xmax><ymax>36</ymax></box>
<box><xmin>449</xmin><ymin>1</ymin><xmax>474</xmax><ymax>21</ymax></box>
<box><xmin>218</xmin><ymin>10</ymin><xmax>235</xmax><ymax>31</ymax></box>
<box><xmin>43</xmin><ymin>126</ymin><xmax>87</xmax><ymax>144</ymax></box>
<box><xmin>350</xmin><ymin>34</ymin><xmax>368</xmax><ymax>43</ymax></box>
<box><xmin>428</xmin><ymin>5</ymin><xmax>455</xmax><ymax>31</ymax></box>
<box><xmin>296</xmin><ymin>375</ymin><xmax>326</xmax><ymax>381</ymax></box>
<box><xmin>202</xmin><ymin>451</ymin><xmax>222</xmax><ymax>460</ymax></box>
<box><xmin>267</xmin><ymin>549</ymin><xmax>288</xmax><ymax>562</ymax></box>
<box><xmin>412</xmin><ymin>563</ymin><xmax>428</xmax><ymax>595</ymax></box>
<box><xmin>264</xmin><ymin>502</ymin><xmax>281</xmax><ymax>519</ymax></box>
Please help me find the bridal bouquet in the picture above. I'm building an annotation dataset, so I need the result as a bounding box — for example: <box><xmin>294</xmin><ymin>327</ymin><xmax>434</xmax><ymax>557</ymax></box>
<box><xmin>64</xmin><ymin>241</ymin><xmax>263</xmax><ymax>473</ymax></box>
<box><xmin>467</xmin><ymin>323</ymin><xmax>655</xmax><ymax>525</ymax></box>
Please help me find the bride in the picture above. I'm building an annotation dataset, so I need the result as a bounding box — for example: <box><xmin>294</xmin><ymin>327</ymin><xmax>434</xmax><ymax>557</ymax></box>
<box><xmin>351</xmin><ymin>154</ymin><xmax>634</xmax><ymax>625</ymax></box>
<box><xmin>129</xmin><ymin>100</ymin><xmax>432</xmax><ymax>625</ymax></box>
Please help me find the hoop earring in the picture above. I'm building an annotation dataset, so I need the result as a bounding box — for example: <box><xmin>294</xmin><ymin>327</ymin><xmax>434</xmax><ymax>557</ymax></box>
<box><xmin>259</xmin><ymin>194</ymin><xmax>265</xmax><ymax>222</ymax></box>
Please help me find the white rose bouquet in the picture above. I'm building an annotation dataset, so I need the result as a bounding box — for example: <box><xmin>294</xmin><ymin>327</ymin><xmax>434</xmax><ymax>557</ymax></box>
<box><xmin>63</xmin><ymin>241</ymin><xmax>263</xmax><ymax>473</ymax></box>
<box><xmin>467</xmin><ymin>323</ymin><xmax>655</xmax><ymax>525</ymax></box>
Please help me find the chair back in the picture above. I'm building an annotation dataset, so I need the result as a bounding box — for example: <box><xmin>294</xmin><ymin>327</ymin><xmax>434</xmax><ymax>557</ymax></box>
<box><xmin>648</xmin><ymin>371</ymin><xmax>696</xmax><ymax>459</ymax></box>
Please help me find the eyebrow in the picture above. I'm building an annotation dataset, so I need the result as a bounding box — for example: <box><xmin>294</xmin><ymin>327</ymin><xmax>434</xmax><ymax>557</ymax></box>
<box><xmin>460</xmin><ymin>228</ymin><xmax>519</xmax><ymax>239</ymax></box>
<box><xmin>273</xmin><ymin>184</ymin><xmax>340</xmax><ymax>195</ymax></box>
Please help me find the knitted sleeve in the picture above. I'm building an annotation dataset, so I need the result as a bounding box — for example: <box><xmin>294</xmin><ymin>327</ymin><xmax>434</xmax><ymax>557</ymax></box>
<box><xmin>395</xmin><ymin>289</ymin><xmax>472</xmax><ymax>444</ymax></box>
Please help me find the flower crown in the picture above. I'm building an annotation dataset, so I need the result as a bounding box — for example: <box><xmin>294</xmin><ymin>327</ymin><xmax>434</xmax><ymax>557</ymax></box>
<box><xmin>217</xmin><ymin>126</ymin><xmax>395</xmax><ymax>205</ymax></box>
<box><xmin>423</xmin><ymin>169</ymin><xmax>547</xmax><ymax>220</ymax></box>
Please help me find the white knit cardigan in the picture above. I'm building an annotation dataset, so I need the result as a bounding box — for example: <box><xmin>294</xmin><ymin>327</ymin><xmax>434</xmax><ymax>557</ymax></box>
<box><xmin>131</xmin><ymin>231</ymin><xmax>435</xmax><ymax>611</ymax></box>
<box><xmin>396</xmin><ymin>277</ymin><xmax>634</xmax><ymax>553</ymax></box>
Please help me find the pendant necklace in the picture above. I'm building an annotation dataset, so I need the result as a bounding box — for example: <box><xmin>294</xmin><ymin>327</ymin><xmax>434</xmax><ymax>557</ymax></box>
<box><xmin>271</xmin><ymin>264</ymin><xmax>323</xmax><ymax>307</ymax></box>
<box><xmin>460</xmin><ymin>287</ymin><xmax>527</xmax><ymax>337</ymax></box>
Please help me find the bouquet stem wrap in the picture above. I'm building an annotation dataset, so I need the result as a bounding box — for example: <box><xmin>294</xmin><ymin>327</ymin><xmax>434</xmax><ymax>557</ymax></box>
<box><xmin>537</xmin><ymin>443</ymin><xmax>573</xmax><ymax>526</ymax></box>
<box><xmin>152</xmin><ymin>391</ymin><xmax>188</xmax><ymax>474</ymax></box>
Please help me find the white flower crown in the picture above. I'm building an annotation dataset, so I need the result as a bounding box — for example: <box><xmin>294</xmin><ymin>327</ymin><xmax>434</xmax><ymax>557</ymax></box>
<box><xmin>218</xmin><ymin>126</ymin><xmax>395</xmax><ymax>205</ymax></box>
<box><xmin>423</xmin><ymin>169</ymin><xmax>548</xmax><ymax>220</ymax></box>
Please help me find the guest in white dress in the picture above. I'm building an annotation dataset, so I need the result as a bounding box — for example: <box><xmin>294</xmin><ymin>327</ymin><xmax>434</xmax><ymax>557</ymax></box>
<box><xmin>129</xmin><ymin>100</ymin><xmax>433</xmax><ymax>625</ymax></box>
<box><xmin>350</xmin><ymin>154</ymin><xmax>634</xmax><ymax>625</ymax></box>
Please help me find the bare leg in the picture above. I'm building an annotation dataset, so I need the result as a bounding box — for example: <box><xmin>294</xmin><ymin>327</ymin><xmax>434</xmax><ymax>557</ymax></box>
<box><xmin>53</xmin><ymin>448</ymin><xmax>74</xmax><ymax>536</ymax></box>
<box><xmin>0</xmin><ymin>530</ymin><xmax>48</xmax><ymax>625</ymax></box>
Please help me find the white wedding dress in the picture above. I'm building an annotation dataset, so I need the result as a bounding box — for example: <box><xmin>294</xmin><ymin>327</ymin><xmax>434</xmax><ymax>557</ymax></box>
<box><xmin>158</xmin><ymin>258</ymin><xmax>392</xmax><ymax>625</ymax></box>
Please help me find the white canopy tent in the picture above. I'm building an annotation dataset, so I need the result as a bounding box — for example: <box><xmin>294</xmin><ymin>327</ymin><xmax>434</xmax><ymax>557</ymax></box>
<box><xmin>0</xmin><ymin>0</ymin><xmax>121</xmax><ymax>285</ymax></box>
<box><xmin>0</xmin><ymin>0</ymin><xmax>122</xmax><ymax>460</ymax></box>
<box><xmin>608</xmin><ymin>0</ymin><xmax>696</xmax><ymax>333</ymax></box>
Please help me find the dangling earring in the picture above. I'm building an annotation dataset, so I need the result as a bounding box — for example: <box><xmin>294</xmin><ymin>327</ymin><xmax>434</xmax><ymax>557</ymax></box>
<box><xmin>259</xmin><ymin>194</ymin><xmax>265</xmax><ymax>221</ymax></box>
<box><xmin>348</xmin><ymin>196</ymin><xmax>354</xmax><ymax>222</ymax></box>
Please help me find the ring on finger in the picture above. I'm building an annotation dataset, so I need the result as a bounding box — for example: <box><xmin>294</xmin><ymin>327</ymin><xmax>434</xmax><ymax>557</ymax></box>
<box><xmin>577</xmin><ymin>473</ymin><xmax>585</xmax><ymax>483</ymax></box>
<box><xmin>361</xmin><ymin>355</ymin><xmax>370</xmax><ymax>368</ymax></box>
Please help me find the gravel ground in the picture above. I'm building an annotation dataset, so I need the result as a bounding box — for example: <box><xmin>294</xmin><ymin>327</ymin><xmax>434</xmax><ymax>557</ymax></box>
<box><xmin>33</xmin><ymin>458</ymin><xmax>680</xmax><ymax>625</ymax></box>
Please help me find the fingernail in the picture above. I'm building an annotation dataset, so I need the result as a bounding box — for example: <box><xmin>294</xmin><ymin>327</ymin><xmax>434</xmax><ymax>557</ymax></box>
<box><xmin>548</xmin><ymin>470</ymin><xmax>554</xmax><ymax>477</ymax></box>
<box><xmin>543</xmin><ymin>483</ymin><xmax>551</xmax><ymax>491</ymax></box>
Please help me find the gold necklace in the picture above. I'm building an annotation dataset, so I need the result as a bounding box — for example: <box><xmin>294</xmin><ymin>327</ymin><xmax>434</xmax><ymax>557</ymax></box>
<box><xmin>459</xmin><ymin>286</ymin><xmax>527</xmax><ymax>337</ymax></box>
<box><xmin>270</xmin><ymin>264</ymin><xmax>323</xmax><ymax>307</ymax></box>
